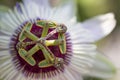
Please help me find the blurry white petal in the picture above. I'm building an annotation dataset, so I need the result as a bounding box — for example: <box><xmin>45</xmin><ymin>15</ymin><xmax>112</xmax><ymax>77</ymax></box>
<box><xmin>51</xmin><ymin>1</ymin><xmax>75</xmax><ymax>23</ymax></box>
<box><xmin>23</xmin><ymin>0</ymin><xmax>53</xmax><ymax>20</ymax></box>
<box><xmin>68</xmin><ymin>23</ymin><xmax>94</xmax><ymax>43</ymax></box>
<box><xmin>68</xmin><ymin>43</ymin><xmax>97</xmax><ymax>74</ymax></box>
<box><xmin>23</xmin><ymin>2</ymin><xmax>40</xmax><ymax>20</ymax></box>
<box><xmin>23</xmin><ymin>0</ymin><xmax>50</xmax><ymax>7</ymax></box>
<box><xmin>66</xmin><ymin>66</ymin><xmax>83</xmax><ymax>80</ymax></box>
<box><xmin>0</xmin><ymin>36</ymin><xmax>11</xmax><ymax>49</ymax></box>
<box><xmin>64</xmin><ymin>68</ymin><xmax>79</xmax><ymax>80</ymax></box>
<box><xmin>8</xmin><ymin>10</ymin><xmax>21</xmax><ymax>25</ymax></box>
<box><xmin>81</xmin><ymin>13</ymin><xmax>116</xmax><ymax>42</ymax></box>
<box><xmin>98</xmin><ymin>30</ymin><xmax>120</xmax><ymax>69</ymax></box>
<box><xmin>85</xmin><ymin>53</ymin><xmax>116</xmax><ymax>79</ymax></box>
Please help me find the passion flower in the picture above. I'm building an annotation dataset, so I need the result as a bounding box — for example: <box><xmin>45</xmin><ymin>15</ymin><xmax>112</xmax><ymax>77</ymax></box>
<box><xmin>0</xmin><ymin>0</ymin><xmax>116</xmax><ymax>80</ymax></box>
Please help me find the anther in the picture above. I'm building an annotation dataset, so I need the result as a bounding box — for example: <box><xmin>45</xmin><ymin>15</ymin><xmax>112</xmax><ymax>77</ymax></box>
<box><xmin>54</xmin><ymin>58</ymin><xmax>64</xmax><ymax>68</ymax></box>
<box><xmin>16</xmin><ymin>42</ymin><xmax>27</xmax><ymax>49</ymax></box>
<box><xmin>44</xmin><ymin>24</ymin><xmax>67</xmax><ymax>40</ymax></box>
<box><xmin>56</xmin><ymin>24</ymin><xmax>67</xmax><ymax>33</ymax></box>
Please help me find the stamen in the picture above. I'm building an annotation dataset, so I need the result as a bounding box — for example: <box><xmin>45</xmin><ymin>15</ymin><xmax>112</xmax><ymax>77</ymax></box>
<box><xmin>16</xmin><ymin>20</ymin><xmax>67</xmax><ymax>68</ymax></box>
<box><xmin>44</xmin><ymin>24</ymin><xmax>67</xmax><ymax>40</ymax></box>
<box><xmin>11</xmin><ymin>19</ymin><xmax>72</xmax><ymax>78</ymax></box>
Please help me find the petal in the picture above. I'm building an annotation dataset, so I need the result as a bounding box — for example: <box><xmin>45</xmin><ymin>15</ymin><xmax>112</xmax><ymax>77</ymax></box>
<box><xmin>51</xmin><ymin>1</ymin><xmax>75</xmax><ymax>23</ymax></box>
<box><xmin>67</xmin><ymin>23</ymin><xmax>94</xmax><ymax>43</ymax></box>
<box><xmin>0</xmin><ymin>36</ymin><xmax>11</xmax><ymax>49</ymax></box>
<box><xmin>23</xmin><ymin>0</ymin><xmax>75</xmax><ymax>23</ymax></box>
<box><xmin>81</xmin><ymin>13</ymin><xmax>116</xmax><ymax>42</ymax></box>
<box><xmin>85</xmin><ymin>53</ymin><xmax>116</xmax><ymax>79</ymax></box>
<box><xmin>23</xmin><ymin>0</ymin><xmax>53</xmax><ymax>20</ymax></box>
<box><xmin>98</xmin><ymin>31</ymin><xmax>120</xmax><ymax>69</ymax></box>
<box><xmin>23</xmin><ymin>0</ymin><xmax>50</xmax><ymax>7</ymax></box>
<box><xmin>68</xmin><ymin>42</ymin><xmax>97</xmax><ymax>74</ymax></box>
<box><xmin>69</xmin><ymin>32</ymin><xmax>116</xmax><ymax>79</ymax></box>
<box><xmin>66</xmin><ymin>66</ymin><xmax>83</xmax><ymax>80</ymax></box>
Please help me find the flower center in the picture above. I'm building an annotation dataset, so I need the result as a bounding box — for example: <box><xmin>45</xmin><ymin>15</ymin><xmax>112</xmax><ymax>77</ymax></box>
<box><xmin>16</xmin><ymin>20</ymin><xmax>67</xmax><ymax>68</ymax></box>
<box><xmin>10</xmin><ymin>20</ymin><xmax>72</xmax><ymax>79</ymax></box>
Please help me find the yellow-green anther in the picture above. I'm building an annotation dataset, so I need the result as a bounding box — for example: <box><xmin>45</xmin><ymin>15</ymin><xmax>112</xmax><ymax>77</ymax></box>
<box><xmin>24</xmin><ymin>30</ymin><xmax>38</xmax><ymax>41</ymax></box>
<box><xmin>37</xmin><ymin>20</ymin><xmax>47</xmax><ymax>27</ymax></box>
<box><xmin>38</xmin><ymin>44</ymin><xmax>55</xmax><ymax>67</ymax></box>
<box><xmin>16</xmin><ymin>39</ymin><xmax>64</xmax><ymax>49</ymax></box>
<box><xmin>45</xmin><ymin>39</ymin><xmax>64</xmax><ymax>46</ymax></box>
<box><xmin>19</xmin><ymin>49</ymin><xmax>36</xmax><ymax>66</ymax></box>
<box><xmin>37</xmin><ymin>20</ymin><xmax>57</xmax><ymax>28</ymax></box>
<box><xmin>47</xmin><ymin>21</ymin><xmax>57</xmax><ymax>28</ymax></box>
<box><xmin>16</xmin><ymin>42</ymin><xmax>26</xmax><ymax>49</ymax></box>
<box><xmin>56</xmin><ymin>24</ymin><xmax>67</xmax><ymax>33</ymax></box>
<box><xmin>24</xmin><ymin>45</ymin><xmax>40</xmax><ymax>58</ymax></box>
<box><xmin>41</xmin><ymin>26</ymin><xmax>49</xmax><ymax>37</ymax></box>
<box><xmin>39</xmin><ymin>44</ymin><xmax>55</xmax><ymax>61</ymax></box>
<box><xmin>38</xmin><ymin>60</ymin><xmax>53</xmax><ymax>68</ymax></box>
<box><xmin>41</xmin><ymin>21</ymin><xmax>57</xmax><ymax>37</ymax></box>
<box><xmin>53</xmin><ymin>57</ymin><xmax>64</xmax><ymax>68</ymax></box>
<box><xmin>19</xmin><ymin>22</ymin><xmax>32</xmax><ymax>41</ymax></box>
<box><xmin>58</xmin><ymin>33</ymin><xmax>66</xmax><ymax>54</ymax></box>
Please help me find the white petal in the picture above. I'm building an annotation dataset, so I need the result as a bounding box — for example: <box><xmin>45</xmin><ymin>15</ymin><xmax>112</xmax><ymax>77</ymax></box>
<box><xmin>70</xmin><ymin>41</ymin><xmax>116</xmax><ymax>79</ymax></box>
<box><xmin>53</xmin><ymin>70</ymin><xmax>67</xmax><ymax>80</ymax></box>
<box><xmin>66</xmin><ymin>65</ymin><xmax>83</xmax><ymax>80</ymax></box>
<box><xmin>0</xmin><ymin>36</ymin><xmax>11</xmax><ymax>49</ymax></box>
<box><xmin>68</xmin><ymin>43</ymin><xmax>96</xmax><ymax>74</ymax></box>
<box><xmin>8</xmin><ymin>10</ymin><xmax>21</xmax><ymax>26</ymax></box>
<box><xmin>63</xmin><ymin>68</ymin><xmax>79</xmax><ymax>80</ymax></box>
<box><xmin>0</xmin><ymin>50</ymin><xmax>12</xmax><ymax>58</ymax></box>
<box><xmin>0</xmin><ymin>30</ymin><xmax>12</xmax><ymax>36</ymax></box>
<box><xmin>84</xmin><ymin>53</ymin><xmax>116</xmax><ymax>79</ymax></box>
<box><xmin>0</xmin><ymin>18</ymin><xmax>15</xmax><ymax>33</ymax></box>
<box><xmin>23</xmin><ymin>0</ymin><xmax>50</xmax><ymax>7</ymax></box>
<box><xmin>69</xmin><ymin>51</ymin><xmax>95</xmax><ymax>74</ymax></box>
<box><xmin>23</xmin><ymin>2</ymin><xmax>40</xmax><ymax>20</ymax></box>
<box><xmin>18</xmin><ymin>3</ymin><xmax>30</xmax><ymax>21</ymax></box>
<box><xmin>14</xmin><ymin>6</ymin><xmax>25</xmax><ymax>23</ymax></box>
<box><xmin>73</xmin><ymin>44</ymin><xmax>97</xmax><ymax>51</ymax></box>
<box><xmin>51</xmin><ymin>1</ymin><xmax>75</xmax><ymax>23</ymax></box>
<box><xmin>81</xmin><ymin>13</ymin><xmax>116</xmax><ymax>42</ymax></box>
<box><xmin>98</xmin><ymin>31</ymin><xmax>120</xmax><ymax>69</ymax></box>
<box><xmin>68</xmin><ymin>23</ymin><xmax>94</xmax><ymax>43</ymax></box>
<box><xmin>23</xmin><ymin>0</ymin><xmax>54</xmax><ymax>21</ymax></box>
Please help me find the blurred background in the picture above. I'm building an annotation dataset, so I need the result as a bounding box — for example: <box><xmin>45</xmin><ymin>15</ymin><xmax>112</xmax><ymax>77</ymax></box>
<box><xmin>0</xmin><ymin>0</ymin><xmax>120</xmax><ymax>80</ymax></box>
